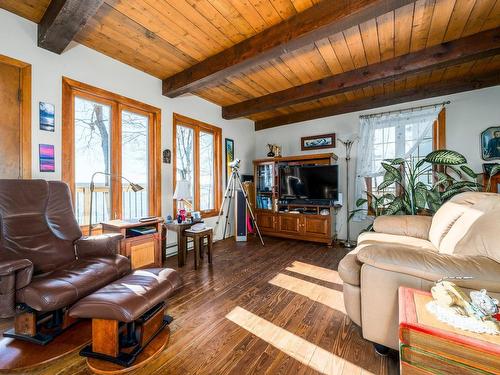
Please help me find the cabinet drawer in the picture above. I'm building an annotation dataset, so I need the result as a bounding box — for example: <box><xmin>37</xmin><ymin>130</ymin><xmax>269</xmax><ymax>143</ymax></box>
<box><xmin>125</xmin><ymin>234</ymin><xmax>158</xmax><ymax>269</ymax></box>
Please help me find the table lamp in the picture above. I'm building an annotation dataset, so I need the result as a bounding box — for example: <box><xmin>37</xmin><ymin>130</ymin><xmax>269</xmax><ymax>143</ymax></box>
<box><xmin>173</xmin><ymin>180</ymin><xmax>193</xmax><ymax>221</ymax></box>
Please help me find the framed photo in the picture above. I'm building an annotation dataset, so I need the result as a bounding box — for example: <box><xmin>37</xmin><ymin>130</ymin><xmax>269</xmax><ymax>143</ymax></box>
<box><xmin>39</xmin><ymin>144</ymin><xmax>55</xmax><ymax>172</ymax></box>
<box><xmin>301</xmin><ymin>133</ymin><xmax>336</xmax><ymax>151</ymax></box>
<box><xmin>481</xmin><ymin>126</ymin><xmax>500</xmax><ymax>161</ymax></box>
<box><xmin>39</xmin><ymin>102</ymin><xmax>55</xmax><ymax>132</ymax></box>
<box><xmin>225</xmin><ymin>138</ymin><xmax>234</xmax><ymax>186</ymax></box>
<box><xmin>483</xmin><ymin>163</ymin><xmax>500</xmax><ymax>176</ymax></box>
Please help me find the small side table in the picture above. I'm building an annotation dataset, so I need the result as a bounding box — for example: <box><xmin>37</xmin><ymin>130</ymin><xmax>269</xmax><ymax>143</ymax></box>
<box><xmin>164</xmin><ymin>222</ymin><xmax>193</xmax><ymax>267</ymax></box>
<box><xmin>399</xmin><ymin>287</ymin><xmax>500</xmax><ymax>374</ymax></box>
<box><xmin>184</xmin><ymin>228</ymin><xmax>213</xmax><ymax>270</ymax></box>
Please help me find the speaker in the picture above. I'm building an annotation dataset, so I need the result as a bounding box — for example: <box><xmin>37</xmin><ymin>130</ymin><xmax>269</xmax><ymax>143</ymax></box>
<box><xmin>235</xmin><ymin>189</ymin><xmax>247</xmax><ymax>241</ymax></box>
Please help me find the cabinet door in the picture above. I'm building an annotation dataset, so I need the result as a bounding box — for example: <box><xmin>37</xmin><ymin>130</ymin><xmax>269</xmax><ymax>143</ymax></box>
<box><xmin>278</xmin><ymin>214</ymin><xmax>301</xmax><ymax>234</ymax></box>
<box><xmin>257</xmin><ymin>212</ymin><xmax>276</xmax><ymax>231</ymax></box>
<box><xmin>302</xmin><ymin>216</ymin><xmax>329</xmax><ymax>238</ymax></box>
<box><xmin>125</xmin><ymin>234</ymin><xmax>159</xmax><ymax>269</ymax></box>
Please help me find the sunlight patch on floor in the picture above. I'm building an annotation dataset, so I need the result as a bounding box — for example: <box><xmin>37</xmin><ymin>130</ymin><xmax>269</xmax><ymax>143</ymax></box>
<box><xmin>269</xmin><ymin>273</ymin><xmax>346</xmax><ymax>313</ymax></box>
<box><xmin>226</xmin><ymin>306</ymin><xmax>373</xmax><ymax>375</ymax></box>
<box><xmin>286</xmin><ymin>261</ymin><xmax>343</xmax><ymax>285</ymax></box>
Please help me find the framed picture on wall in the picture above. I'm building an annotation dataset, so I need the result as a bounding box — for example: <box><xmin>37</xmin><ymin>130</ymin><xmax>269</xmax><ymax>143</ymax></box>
<box><xmin>481</xmin><ymin>126</ymin><xmax>500</xmax><ymax>161</ymax></box>
<box><xmin>301</xmin><ymin>133</ymin><xmax>336</xmax><ymax>151</ymax></box>
<box><xmin>225</xmin><ymin>138</ymin><xmax>234</xmax><ymax>186</ymax></box>
<box><xmin>39</xmin><ymin>144</ymin><xmax>55</xmax><ymax>172</ymax></box>
<box><xmin>39</xmin><ymin>102</ymin><xmax>55</xmax><ymax>132</ymax></box>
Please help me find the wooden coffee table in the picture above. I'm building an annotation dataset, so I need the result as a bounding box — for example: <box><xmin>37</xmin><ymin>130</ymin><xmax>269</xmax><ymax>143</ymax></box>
<box><xmin>399</xmin><ymin>287</ymin><xmax>500</xmax><ymax>374</ymax></box>
<box><xmin>164</xmin><ymin>222</ymin><xmax>194</xmax><ymax>267</ymax></box>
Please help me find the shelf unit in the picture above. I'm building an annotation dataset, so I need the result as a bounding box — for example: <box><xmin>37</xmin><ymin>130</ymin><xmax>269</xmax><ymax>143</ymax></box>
<box><xmin>253</xmin><ymin>153</ymin><xmax>338</xmax><ymax>245</ymax></box>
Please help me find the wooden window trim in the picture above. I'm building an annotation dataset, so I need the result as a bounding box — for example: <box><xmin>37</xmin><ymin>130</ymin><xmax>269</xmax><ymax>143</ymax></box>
<box><xmin>62</xmin><ymin>77</ymin><xmax>162</xmax><ymax>222</ymax></box>
<box><xmin>0</xmin><ymin>54</ymin><xmax>31</xmax><ymax>178</ymax></box>
<box><xmin>173</xmin><ymin>113</ymin><xmax>222</xmax><ymax>218</ymax></box>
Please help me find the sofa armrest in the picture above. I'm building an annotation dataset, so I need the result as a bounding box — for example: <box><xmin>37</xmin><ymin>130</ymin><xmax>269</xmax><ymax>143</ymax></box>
<box><xmin>373</xmin><ymin>215</ymin><xmax>432</xmax><ymax>240</ymax></box>
<box><xmin>75</xmin><ymin>233</ymin><xmax>124</xmax><ymax>258</ymax></box>
<box><xmin>0</xmin><ymin>258</ymin><xmax>33</xmax><ymax>318</ymax></box>
<box><xmin>357</xmin><ymin>244</ymin><xmax>500</xmax><ymax>292</ymax></box>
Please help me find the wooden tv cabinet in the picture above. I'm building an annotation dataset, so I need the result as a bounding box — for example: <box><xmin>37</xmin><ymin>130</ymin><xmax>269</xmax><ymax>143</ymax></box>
<box><xmin>253</xmin><ymin>153</ymin><xmax>338</xmax><ymax>245</ymax></box>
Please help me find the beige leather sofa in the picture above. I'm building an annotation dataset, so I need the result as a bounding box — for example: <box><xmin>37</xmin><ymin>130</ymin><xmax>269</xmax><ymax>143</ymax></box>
<box><xmin>338</xmin><ymin>192</ymin><xmax>500</xmax><ymax>351</ymax></box>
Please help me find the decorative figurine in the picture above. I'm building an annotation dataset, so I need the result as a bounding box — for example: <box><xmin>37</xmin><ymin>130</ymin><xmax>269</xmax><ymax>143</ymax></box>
<box><xmin>267</xmin><ymin>144</ymin><xmax>275</xmax><ymax>157</ymax></box>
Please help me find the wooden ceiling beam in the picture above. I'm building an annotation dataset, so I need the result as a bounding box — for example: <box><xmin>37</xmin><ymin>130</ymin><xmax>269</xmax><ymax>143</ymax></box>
<box><xmin>254</xmin><ymin>71</ymin><xmax>500</xmax><ymax>130</ymax></box>
<box><xmin>224</xmin><ymin>27</ymin><xmax>500</xmax><ymax>119</ymax></box>
<box><xmin>162</xmin><ymin>0</ymin><xmax>415</xmax><ymax>97</ymax></box>
<box><xmin>38</xmin><ymin>0</ymin><xmax>104</xmax><ymax>54</ymax></box>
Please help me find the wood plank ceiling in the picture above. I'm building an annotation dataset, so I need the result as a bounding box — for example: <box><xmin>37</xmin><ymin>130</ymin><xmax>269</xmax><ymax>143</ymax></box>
<box><xmin>2</xmin><ymin>0</ymin><xmax>500</xmax><ymax>129</ymax></box>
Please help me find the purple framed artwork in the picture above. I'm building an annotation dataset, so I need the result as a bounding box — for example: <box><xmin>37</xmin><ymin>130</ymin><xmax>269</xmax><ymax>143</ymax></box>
<box><xmin>39</xmin><ymin>144</ymin><xmax>55</xmax><ymax>172</ymax></box>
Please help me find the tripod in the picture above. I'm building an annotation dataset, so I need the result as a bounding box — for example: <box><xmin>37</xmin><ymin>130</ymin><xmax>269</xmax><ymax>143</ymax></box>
<box><xmin>215</xmin><ymin>165</ymin><xmax>265</xmax><ymax>246</ymax></box>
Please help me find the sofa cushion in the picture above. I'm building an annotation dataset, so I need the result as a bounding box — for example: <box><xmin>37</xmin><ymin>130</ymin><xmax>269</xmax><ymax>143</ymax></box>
<box><xmin>338</xmin><ymin>248</ymin><xmax>361</xmax><ymax>286</ymax></box>
<box><xmin>17</xmin><ymin>255</ymin><xmax>130</xmax><ymax>312</ymax></box>
<box><xmin>428</xmin><ymin>202</ymin><xmax>466</xmax><ymax>249</ymax></box>
<box><xmin>372</xmin><ymin>215</ymin><xmax>432</xmax><ymax>240</ymax></box>
<box><xmin>357</xmin><ymin>232</ymin><xmax>437</xmax><ymax>251</ymax></box>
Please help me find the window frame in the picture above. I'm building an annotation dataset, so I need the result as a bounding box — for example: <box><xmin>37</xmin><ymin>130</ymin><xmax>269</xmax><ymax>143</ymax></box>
<box><xmin>62</xmin><ymin>77</ymin><xmax>162</xmax><ymax>227</ymax></box>
<box><xmin>173</xmin><ymin>113</ymin><xmax>222</xmax><ymax>218</ymax></box>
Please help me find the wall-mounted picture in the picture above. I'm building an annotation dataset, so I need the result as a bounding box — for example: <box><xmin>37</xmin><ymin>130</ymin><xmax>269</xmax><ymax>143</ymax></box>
<box><xmin>39</xmin><ymin>144</ymin><xmax>55</xmax><ymax>172</ymax></box>
<box><xmin>225</xmin><ymin>138</ymin><xmax>234</xmax><ymax>186</ymax></box>
<box><xmin>39</xmin><ymin>102</ymin><xmax>55</xmax><ymax>132</ymax></box>
<box><xmin>481</xmin><ymin>126</ymin><xmax>500</xmax><ymax>160</ymax></box>
<box><xmin>301</xmin><ymin>133</ymin><xmax>336</xmax><ymax>151</ymax></box>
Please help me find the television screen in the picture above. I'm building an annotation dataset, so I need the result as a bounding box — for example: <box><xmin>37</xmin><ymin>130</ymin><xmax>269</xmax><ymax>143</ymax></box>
<box><xmin>279</xmin><ymin>165</ymin><xmax>338</xmax><ymax>201</ymax></box>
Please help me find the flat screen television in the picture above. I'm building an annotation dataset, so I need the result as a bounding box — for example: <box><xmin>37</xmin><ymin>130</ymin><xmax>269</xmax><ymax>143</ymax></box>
<box><xmin>279</xmin><ymin>165</ymin><xmax>339</xmax><ymax>202</ymax></box>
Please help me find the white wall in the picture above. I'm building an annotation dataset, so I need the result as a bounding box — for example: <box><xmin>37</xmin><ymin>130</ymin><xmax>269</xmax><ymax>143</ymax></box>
<box><xmin>255</xmin><ymin>86</ymin><xmax>500</xmax><ymax>239</ymax></box>
<box><xmin>0</xmin><ymin>9</ymin><xmax>255</xmax><ymax>249</ymax></box>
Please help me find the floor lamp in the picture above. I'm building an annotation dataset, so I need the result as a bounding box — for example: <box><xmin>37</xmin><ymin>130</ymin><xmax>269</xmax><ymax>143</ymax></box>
<box><xmin>88</xmin><ymin>171</ymin><xmax>144</xmax><ymax>235</ymax></box>
<box><xmin>338</xmin><ymin>137</ymin><xmax>358</xmax><ymax>248</ymax></box>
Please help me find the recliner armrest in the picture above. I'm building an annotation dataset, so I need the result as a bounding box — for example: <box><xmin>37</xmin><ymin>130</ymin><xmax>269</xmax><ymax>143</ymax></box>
<box><xmin>0</xmin><ymin>258</ymin><xmax>33</xmax><ymax>318</ymax></box>
<box><xmin>357</xmin><ymin>244</ymin><xmax>500</xmax><ymax>292</ymax></box>
<box><xmin>373</xmin><ymin>215</ymin><xmax>432</xmax><ymax>240</ymax></box>
<box><xmin>75</xmin><ymin>233</ymin><xmax>124</xmax><ymax>258</ymax></box>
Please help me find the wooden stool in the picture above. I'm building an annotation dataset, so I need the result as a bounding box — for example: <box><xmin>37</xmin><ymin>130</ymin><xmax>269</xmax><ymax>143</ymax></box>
<box><xmin>184</xmin><ymin>228</ymin><xmax>213</xmax><ymax>270</ymax></box>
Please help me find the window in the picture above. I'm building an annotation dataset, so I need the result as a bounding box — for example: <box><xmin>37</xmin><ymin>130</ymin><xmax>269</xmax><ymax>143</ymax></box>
<box><xmin>173</xmin><ymin>113</ymin><xmax>222</xmax><ymax>217</ymax></box>
<box><xmin>62</xmin><ymin>78</ymin><xmax>161</xmax><ymax>228</ymax></box>
<box><xmin>356</xmin><ymin>107</ymin><xmax>446</xmax><ymax>216</ymax></box>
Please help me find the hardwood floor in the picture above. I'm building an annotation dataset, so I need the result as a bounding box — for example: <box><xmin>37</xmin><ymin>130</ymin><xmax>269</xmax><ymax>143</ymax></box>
<box><xmin>0</xmin><ymin>237</ymin><xmax>399</xmax><ymax>374</ymax></box>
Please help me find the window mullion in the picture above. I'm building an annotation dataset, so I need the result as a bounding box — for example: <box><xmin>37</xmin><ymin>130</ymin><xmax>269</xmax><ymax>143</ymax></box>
<box><xmin>111</xmin><ymin>102</ymin><xmax>122</xmax><ymax>220</ymax></box>
<box><xmin>194</xmin><ymin>126</ymin><xmax>201</xmax><ymax>212</ymax></box>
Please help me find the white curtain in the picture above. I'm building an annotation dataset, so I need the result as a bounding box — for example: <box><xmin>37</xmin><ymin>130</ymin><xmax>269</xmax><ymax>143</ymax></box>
<box><xmin>354</xmin><ymin>105</ymin><xmax>443</xmax><ymax>220</ymax></box>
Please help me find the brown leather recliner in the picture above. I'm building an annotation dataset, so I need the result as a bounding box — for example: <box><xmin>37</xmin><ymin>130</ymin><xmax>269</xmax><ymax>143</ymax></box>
<box><xmin>338</xmin><ymin>192</ymin><xmax>500</xmax><ymax>352</ymax></box>
<box><xmin>0</xmin><ymin>179</ymin><xmax>130</xmax><ymax>344</ymax></box>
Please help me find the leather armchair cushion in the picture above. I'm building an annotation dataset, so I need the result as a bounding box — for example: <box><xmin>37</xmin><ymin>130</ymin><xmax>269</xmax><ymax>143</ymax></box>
<box><xmin>0</xmin><ymin>258</ymin><xmax>33</xmax><ymax>292</ymax></box>
<box><xmin>373</xmin><ymin>215</ymin><xmax>432</xmax><ymax>240</ymax></box>
<box><xmin>357</xmin><ymin>244</ymin><xmax>500</xmax><ymax>292</ymax></box>
<box><xmin>70</xmin><ymin>268</ymin><xmax>182</xmax><ymax>322</ymax></box>
<box><xmin>17</xmin><ymin>255</ymin><xmax>130</xmax><ymax>312</ymax></box>
<box><xmin>75</xmin><ymin>233</ymin><xmax>124</xmax><ymax>258</ymax></box>
<box><xmin>357</xmin><ymin>232</ymin><xmax>437</xmax><ymax>252</ymax></box>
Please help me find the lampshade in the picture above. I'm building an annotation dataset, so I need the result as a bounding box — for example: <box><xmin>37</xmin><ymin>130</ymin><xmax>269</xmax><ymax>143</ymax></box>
<box><xmin>173</xmin><ymin>180</ymin><xmax>192</xmax><ymax>200</ymax></box>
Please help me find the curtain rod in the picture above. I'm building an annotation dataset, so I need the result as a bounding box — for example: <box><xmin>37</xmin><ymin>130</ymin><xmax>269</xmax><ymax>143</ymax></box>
<box><xmin>359</xmin><ymin>101</ymin><xmax>450</xmax><ymax>119</ymax></box>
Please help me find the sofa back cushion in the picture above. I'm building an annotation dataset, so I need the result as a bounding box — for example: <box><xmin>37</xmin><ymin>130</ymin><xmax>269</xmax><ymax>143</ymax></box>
<box><xmin>430</xmin><ymin>192</ymin><xmax>500</xmax><ymax>262</ymax></box>
<box><xmin>0</xmin><ymin>179</ymin><xmax>82</xmax><ymax>274</ymax></box>
<box><xmin>428</xmin><ymin>202</ymin><xmax>466</xmax><ymax>248</ymax></box>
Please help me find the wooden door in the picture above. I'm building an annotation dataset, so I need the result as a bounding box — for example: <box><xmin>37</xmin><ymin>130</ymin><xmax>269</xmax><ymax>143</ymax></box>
<box><xmin>0</xmin><ymin>61</ymin><xmax>21</xmax><ymax>178</ymax></box>
<box><xmin>302</xmin><ymin>216</ymin><xmax>330</xmax><ymax>238</ymax></box>
<box><xmin>278</xmin><ymin>214</ymin><xmax>301</xmax><ymax>234</ymax></box>
<box><xmin>256</xmin><ymin>212</ymin><xmax>276</xmax><ymax>231</ymax></box>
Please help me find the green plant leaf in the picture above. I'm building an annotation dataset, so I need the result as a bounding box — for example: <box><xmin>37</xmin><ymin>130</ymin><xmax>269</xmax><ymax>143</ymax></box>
<box><xmin>355</xmin><ymin>198</ymin><xmax>368</xmax><ymax>207</ymax></box>
<box><xmin>447</xmin><ymin>165</ymin><xmax>463</xmax><ymax>179</ymax></box>
<box><xmin>378</xmin><ymin>179</ymin><xmax>394</xmax><ymax>190</ymax></box>
<box><xmin>416</xmin><ymin>159</ymin><xmax>426</xmax><ymax>169</ymax></box>
<box><xmin>460</xmin><ymin>165</ymin><xmax>478</xmax><ymax>179</ymax></box>
<box><xmin>385</xmin><ymin>198</ymin><xmax>404</xmax><ymax>215</ymax></box>
<box><xmin>389</xmin><ymin>158</ymin><xmax>405</xmax><ymax>165</ymax></box>
<box><xmin>424</xmin><ymin>150</ymin><xmax>467</xmax><ymax>165</ymax></box>
<box><xmin>489</xmin><ymin>164</ymin><xmax>500</xmax><ymax>177</ymax></box>
<box><xmin>381</xmin><ymin>162</ymin><xmax>402</xmax><ymax>181</ymax></box>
